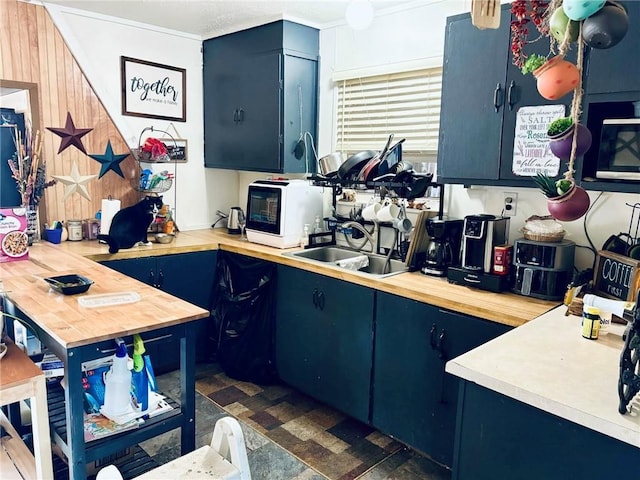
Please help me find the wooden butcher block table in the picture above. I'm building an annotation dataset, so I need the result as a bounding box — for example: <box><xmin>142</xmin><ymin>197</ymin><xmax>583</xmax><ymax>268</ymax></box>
<box><xmin>1</xmin><ymin>242</ymin><xmax>209</xmax><ymax>480</ymax></box>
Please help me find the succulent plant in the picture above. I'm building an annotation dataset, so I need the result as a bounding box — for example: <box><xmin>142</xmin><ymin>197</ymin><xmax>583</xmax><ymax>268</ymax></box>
<box><xmin>521</xmin><ymin>53</ymin><xmax>547</xmax><ymax>75</ymax></box>
<box><xmin>547</xmin><ymin>117</ymin><xmax>574</xmax><ymax>136</ymax></box>
<box><xmin>533</xmin><ymin>173</ymin><xmax>573</xmax><ymax>198</ymax></box>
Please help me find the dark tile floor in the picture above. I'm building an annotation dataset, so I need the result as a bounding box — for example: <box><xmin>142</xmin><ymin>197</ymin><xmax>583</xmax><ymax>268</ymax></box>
<box><xmin>140</xmin><ymin>363</ymin><xmax>452</xmax><ymax>480</ymax></box>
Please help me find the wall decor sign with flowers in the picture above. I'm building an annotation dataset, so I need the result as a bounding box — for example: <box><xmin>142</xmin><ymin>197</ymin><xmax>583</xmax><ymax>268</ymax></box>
<box><xmin>508</xmin><ymin>0</ymin><xmax>629</xmax><ymax>221</ymax></box>
<box><xmin>121</xmin><ymin>56</ymin><xmax>187</xmax><ymax>122</ymax></box>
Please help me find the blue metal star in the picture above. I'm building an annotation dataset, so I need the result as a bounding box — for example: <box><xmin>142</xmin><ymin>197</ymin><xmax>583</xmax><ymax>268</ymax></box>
<box><xmin>89</xmin><ymin>141</ymin><xmax>129</xmax><ymax>179</ymax></box>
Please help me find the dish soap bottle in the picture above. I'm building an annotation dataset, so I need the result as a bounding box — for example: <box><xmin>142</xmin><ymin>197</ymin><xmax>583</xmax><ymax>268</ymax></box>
<box><xmin>131</xmin><ymin>334</ymin><xmax>149</xmax><ymax>412</ymax></box>
<box><xmin>313</xmin><ymin>215</ymin><xmax>322</xmax><ymax>234</ymax></box>
<box><xmin>300</xmin><ymin>224</ymin><xmax>310</xmax><ymax>248</ymax></box>
<box><xmin>102</xmin><ymin>339</ymin><xmax>132</xmax><ymax>417</ymax></box>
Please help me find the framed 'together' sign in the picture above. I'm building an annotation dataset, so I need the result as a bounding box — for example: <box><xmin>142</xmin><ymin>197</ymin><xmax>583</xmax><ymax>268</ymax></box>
<box><xmin>121</xmin><ymin>56</ymin><xmax>187</xmax><ymax>122</ymax></box>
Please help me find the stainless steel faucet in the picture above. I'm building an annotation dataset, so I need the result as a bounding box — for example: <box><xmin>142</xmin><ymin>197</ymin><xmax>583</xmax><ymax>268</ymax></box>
<box><xmin>341</xmin><ymin>221</ymin><xmax>376</xmax><ymax>252</ymax></box>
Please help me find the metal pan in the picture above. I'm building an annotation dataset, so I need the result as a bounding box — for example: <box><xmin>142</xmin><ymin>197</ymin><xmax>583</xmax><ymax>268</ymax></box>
<box><xmin>338</xmin><ymin>150</ymin><xmax>377</xmax><ymax>180</ymax></box>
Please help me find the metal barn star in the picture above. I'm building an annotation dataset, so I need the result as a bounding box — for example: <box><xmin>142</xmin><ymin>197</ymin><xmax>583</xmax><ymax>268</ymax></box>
<box><xmin>52</xmin><ymin>161</ymin><xmax>98</xmax><ymax>201</ymax></box>
<box><xmin>89</xmin><ymin>141</ymin><xmax>130</xmax><ymax>179</ymax></box>
<box><xmin>46</xmin><ymin>112</ymin><xmax>93</xmax><ymax>154</ymax></box>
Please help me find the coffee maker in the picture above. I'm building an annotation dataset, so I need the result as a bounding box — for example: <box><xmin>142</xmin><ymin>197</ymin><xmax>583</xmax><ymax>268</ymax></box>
<box><xmin>421</xmin><ymin>218</ymin><xmax>463</xmax><ymax>276</ymax></box>
<box><xmin>460</xmin><ymin>214</ymin><xmax>510</xmax><ymax>273</ymax></box>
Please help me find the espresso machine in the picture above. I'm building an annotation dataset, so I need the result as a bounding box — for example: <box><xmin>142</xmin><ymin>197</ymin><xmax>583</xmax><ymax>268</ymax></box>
<box><xmin>460</xmin><ymin>214</ymin><xmax>510</xmax><ymax>272</ymax></box>
<box><xmin>421</xmin><ymin>218</ymin><xmax>463</xmax><ymax>277</ymax></box>
<box><xmin>447</xmin><ymin>214</ymin><xmax>511</xmax><ymax>292</ymax></box>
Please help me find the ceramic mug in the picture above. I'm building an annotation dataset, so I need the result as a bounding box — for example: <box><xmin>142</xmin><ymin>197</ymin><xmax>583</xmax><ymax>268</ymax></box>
<box><xmin>362</xmin><ymin>202</ymin><xmax>381</xmax><ymax>221</ymax></box>
<box><xmin>393</xmin><ymin>217</ymin><xmax>413</xmax><ymax>233</ymax></box>
<box><xmin>377</xmin><ymin>203</ymin><xmax>399</xmax><ymax>223</ymax></box>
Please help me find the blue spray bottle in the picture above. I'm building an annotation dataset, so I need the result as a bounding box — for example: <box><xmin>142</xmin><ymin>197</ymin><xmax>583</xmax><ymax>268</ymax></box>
<box><xmin>132</xmin><ymin>334</ymin><xmax>149</xmax><ymax>412</ymax></box>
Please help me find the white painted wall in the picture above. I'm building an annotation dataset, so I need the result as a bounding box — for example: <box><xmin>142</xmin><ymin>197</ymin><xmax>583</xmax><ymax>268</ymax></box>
<box><xmin>46</xmin><ymin>0</ymin><xmax>639</xmax><ymax>272</ymax></box>
<box><xmin>45</xmin><ymin>3</ymin><xmax>238</xmax><ymax>231</ymax></box>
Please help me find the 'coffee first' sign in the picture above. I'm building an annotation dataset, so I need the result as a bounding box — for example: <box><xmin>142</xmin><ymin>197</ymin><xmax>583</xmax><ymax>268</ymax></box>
<box><xmin>593</xmin><ymin>251</ymin><xmax>640</xmax><ymax>302</ymax></box>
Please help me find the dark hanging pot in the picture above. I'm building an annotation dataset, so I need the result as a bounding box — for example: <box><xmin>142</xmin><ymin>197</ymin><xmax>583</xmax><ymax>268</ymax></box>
<box><xmin>582</xmin><ymin>1</ymin><xmax>629</xmax><ymax>49</ymax></box>
<box><xmin>546</xmin><ymin>182</ymin><xmax>590</xmax><ymax>222</ymax></box>
<box><xmin>548</xmin><ymin>123</ymin><xmax>593</xmax><ymax>160</ymax></box>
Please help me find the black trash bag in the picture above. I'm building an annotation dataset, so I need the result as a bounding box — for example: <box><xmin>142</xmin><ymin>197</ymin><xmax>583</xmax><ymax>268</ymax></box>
<box><xmin>210</xmin><ymin>251</ymin><xmax>277</xmax><ymax>384</ymax></box>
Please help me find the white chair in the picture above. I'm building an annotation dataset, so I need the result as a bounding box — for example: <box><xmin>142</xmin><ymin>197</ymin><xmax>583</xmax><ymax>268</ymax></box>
<box><xmin>96</xmin><ymin>416</ymin><xmax>251</xmax><ymax>480</ymax></box>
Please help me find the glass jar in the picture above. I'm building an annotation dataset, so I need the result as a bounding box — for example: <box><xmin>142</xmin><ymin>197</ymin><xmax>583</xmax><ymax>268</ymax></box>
<box><xmin>83</xmin><ymin>219</ymin><xmax>100</xmax><ymax>240</ymax></box>
<box><xmin>67</xmin><ymin>220</ymin><xmax>83</xmax><ymax>242</ymax></box>
<box><xmin>582</xmin><ymin>306</ymin><xmax>601</xmax><ymax>340</ymax></box>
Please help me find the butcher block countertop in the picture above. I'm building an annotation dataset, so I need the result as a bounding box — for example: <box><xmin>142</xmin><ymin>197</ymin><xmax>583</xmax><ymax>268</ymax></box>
<box><xmin>0</xmin><ymin>242</ymin><xmax>209</xmax><ymax>349</ymax></box>
<box><xmin>51</xmin><ymin>228</ymin><xmax>557</xmax><ymax>327</ymax></box>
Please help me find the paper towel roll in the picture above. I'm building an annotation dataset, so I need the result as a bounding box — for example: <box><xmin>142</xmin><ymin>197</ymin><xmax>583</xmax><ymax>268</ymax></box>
<box><xmin>100</xmin><ymin>198</ymin><xmax>121</xmax><ymax>235</ymax></box>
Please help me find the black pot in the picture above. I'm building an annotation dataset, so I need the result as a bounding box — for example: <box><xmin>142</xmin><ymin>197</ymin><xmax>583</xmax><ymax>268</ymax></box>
<box><xmin>583</xmin><ymin>1</ymin><xmax>629</xmax><ymax>49</ymax></box>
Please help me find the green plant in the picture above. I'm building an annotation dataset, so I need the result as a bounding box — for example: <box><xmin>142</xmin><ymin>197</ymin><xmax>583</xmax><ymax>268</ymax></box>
<box><xmin>547</xmin><ymin>117</ymin><xmax>573</xmax><ymax>136</ymax></box>
<box><xmin>520</xmin><ymin>53</ymin><xmax>546</xmax><ymax>75</ymax></box>
<box><xmin>533</xmin><ymin>173</ymin><xmax>573</xmax><ymax>198</ymax></box>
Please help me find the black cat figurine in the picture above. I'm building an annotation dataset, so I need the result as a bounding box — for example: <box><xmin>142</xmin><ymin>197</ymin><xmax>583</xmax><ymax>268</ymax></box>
<box><xmin>98</xmin><ymin>196</ymin><xmax>163</xmax><ymax>254</ymax></box>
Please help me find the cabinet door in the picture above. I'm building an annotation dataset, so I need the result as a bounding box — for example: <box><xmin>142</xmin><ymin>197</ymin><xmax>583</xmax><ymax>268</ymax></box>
<box><xmin>101</xmin><ymin>257</ymin><xmax>155</xmax><ymax>285</ymax></box>
<box><xmin>432</xmin><ymin>308</ymin><xmax>511</xmax><ymax>465</ymax></box>
<box><xmin>372</xmin><ymin>293</ymin><xmax>511</xmax><ymax>467</ymax></box>
<box><xmin>203</xmin><ymin>53</ymin><xmax>243</xmax><ymax>169</ymax></box>
<box><xmin>498</xmin><ymin>36</ymin><xmax>575</xmax><ymax>182</ymax></box>
<box><xmin>235</xmin><ymin>53</ymin><xmax>282</xmax><ymax>172</ymax></box>
<box><xmin>204</xmin><ymin>52</ymin><xmax>281</xmax><ymax>171</ymax></box>
<box><xmin>584</xmin><ymin>1</ymin><xmax>640</xmax><ymax>95</ymax></box>
<box><xmin>157</xmin><ymin>251</ymin><xmax>217</xmax><ymax>309</ymax></box>
<box><xmin>156</xmin><ymin>251</ymin><xmax>217</xmax><ymax>366</ymax></box>
<box><xmin>275</xmin><ymin>266</ymin><xmax>373</xmax><ymax>423</ymax></box>
<box><xmin>373</xmin><ymin>293</ymin><xmax>445</xmax><ymax>461</ymax></box>
<box><xmin>282</xmin><ymin>54</ymin><xmax>318</xmax><ymax>174</ymax></box>
<box><xmin>437</xmin><ymin>10</ymin><xmax>509</xmax><ymax>182</ymax></box>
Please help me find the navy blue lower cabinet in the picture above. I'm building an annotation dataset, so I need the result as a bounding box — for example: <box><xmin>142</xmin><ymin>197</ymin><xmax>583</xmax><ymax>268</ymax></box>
<box><xmin>101</xmin><ymin>250</ymin><xmax>217</xmax><ymax>371</ymax></box>
<box><xmin>275</xmin><ymin>265</ymin><xmax>374</xmax><ymax>423</ymax></box>
<box><xmin>372</xmin><ymin>292</ymin><xmax>510</xmax><ymax>467</ymax></box>
<box><xmin>453</xmin><ymin>381</ymin><xmax>640</xmax><ymax>480</ymax></box>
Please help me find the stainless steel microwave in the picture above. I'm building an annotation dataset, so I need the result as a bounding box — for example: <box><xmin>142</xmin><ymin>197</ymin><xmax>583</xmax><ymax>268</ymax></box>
<box><xmin>596</xmin><ymin>118</ymin><xmax>640</xmax><ymax>181</ymax></box>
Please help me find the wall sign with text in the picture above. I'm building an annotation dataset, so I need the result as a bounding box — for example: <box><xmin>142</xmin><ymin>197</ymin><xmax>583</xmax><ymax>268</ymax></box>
<box><xmin>121</xmin><ymin>56</ymin><xmax>186</xmax><ymax>122</ymax></box>
<box><xmin>512</xmin><ymin>105</ymin><xmax>565</xmax><ymax>177</ymax></box>
<box><xmin>593</xmin><ymin>250</ymin><xmax>640</xmax><ymax>302</ymax></box>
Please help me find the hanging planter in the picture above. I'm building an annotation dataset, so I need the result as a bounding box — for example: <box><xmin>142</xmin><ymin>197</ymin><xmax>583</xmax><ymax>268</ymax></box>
<box><xmin>549</xmin><ymin>7</ymin><xmax>579</xmax><ymax>43</ymax></box>
<box><xmin>533</xmin><ymin>174</ymin><xmax>591</xmax><ymax>222</ymax></box>
<box><xmin>533</xmin><ymin>55</ymin><xmax>580</xmax><ymax>100</ymax></box>
<box><xmin>547</xmin><ymin>118</ymin><xmax>592</xmax><ymax>159</ymax></box>
<box><xmin>546</xmin><ymin>182</ymin><xmax>591</xmax><ymax>222</ymax></box>
<box><xmin>582</xmin><ymin>0</ymin><xmax>629</xmax><ymax>49</ymax></box>
<box><xmin>563</xmin><ymin>0</ymin><xmax>606</xmax><ymax>21</ymax></box>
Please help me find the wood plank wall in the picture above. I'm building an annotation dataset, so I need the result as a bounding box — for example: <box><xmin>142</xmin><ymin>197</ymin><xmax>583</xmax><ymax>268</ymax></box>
<box><xmin>0</xmin><ymin>0</ymin><xmax>138</xmax><ymax>228</ymax></box>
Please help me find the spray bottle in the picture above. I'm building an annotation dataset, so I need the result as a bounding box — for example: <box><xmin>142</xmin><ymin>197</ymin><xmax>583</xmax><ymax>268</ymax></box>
<box><xmin>132</xmin><ymin>334</ymin><xmax>149</xmax><ymax>412</ymax></box>
<box><xmin>102</xmin><ymin>338</ymin><xmax>132</xmax><ymax>417</ymax></box>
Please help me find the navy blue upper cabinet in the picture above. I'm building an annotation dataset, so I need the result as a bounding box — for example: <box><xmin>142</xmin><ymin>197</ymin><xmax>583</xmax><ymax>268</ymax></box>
<box><xmin>203</xmin><ymin>21</ymin><xmax>319</xmax><ymax>173</ymax></box>
<box><xmin>438</xmin><ymin>5</ymin><xmax>574</xmax><ymax>186</ymax></box>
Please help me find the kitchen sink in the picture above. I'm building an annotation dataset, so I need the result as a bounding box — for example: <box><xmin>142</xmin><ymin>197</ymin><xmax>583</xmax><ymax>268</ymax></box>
<box><xmin>285</xmin><ymin>246</ymin><xmax>408</xmax><ymax>278</ymax></box>
<box><xmin>289</xmin><ymin>246</ymin><xmax>364</xmax><ymax>263</ymax></box>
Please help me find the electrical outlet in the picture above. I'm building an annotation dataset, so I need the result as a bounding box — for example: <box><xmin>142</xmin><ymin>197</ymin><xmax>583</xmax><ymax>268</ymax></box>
<box><xmin>503</xmin><ymin>192</ymin><xmax>518</xmax><ymax>217</ymax></box>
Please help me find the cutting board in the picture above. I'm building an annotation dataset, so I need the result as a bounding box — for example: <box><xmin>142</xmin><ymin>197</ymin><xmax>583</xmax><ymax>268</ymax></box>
<box><xmin>405</xmin><ymin>210</ymin><xmax>437</xmax><ymax>270</ymax></box>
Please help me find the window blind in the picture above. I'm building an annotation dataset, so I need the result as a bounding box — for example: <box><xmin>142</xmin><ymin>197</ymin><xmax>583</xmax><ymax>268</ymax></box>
<box><xmin>336</xmin><ymin>67</ymin><xmax>443</xmax><ymax>156</ymax></box>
